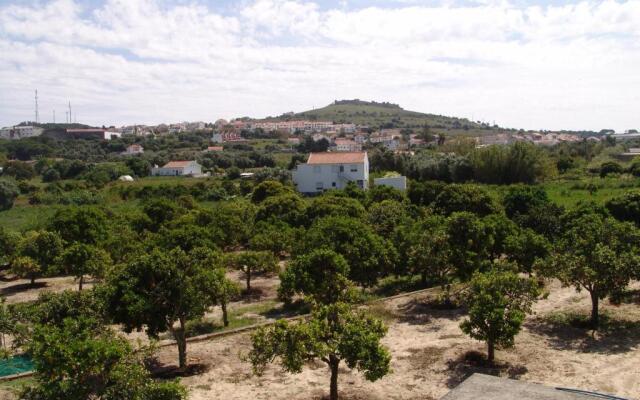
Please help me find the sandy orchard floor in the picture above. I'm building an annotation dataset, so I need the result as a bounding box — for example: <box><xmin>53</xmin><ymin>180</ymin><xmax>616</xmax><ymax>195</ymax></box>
<box><xmin>150</xmin><ymin>280</ymin><xmax>640</xmax><ymax>400</ymax></box>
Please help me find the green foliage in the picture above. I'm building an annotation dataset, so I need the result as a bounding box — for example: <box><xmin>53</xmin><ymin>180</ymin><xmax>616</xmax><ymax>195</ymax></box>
<box><xmin>366</xmin><ymin>200</ymin><xmax>409</xmax><ymax>237</ymax></box>
<box><xmin>0</xmin><ymin>179</ymin><xmax>19</xmax><ymax>211</ymax></box>
<box><xmin>229</xmin><ymin>251</ymin><xmax>279</xmax><ymax>292</ymax></box>
<box><xmin>305</xmin><ymin>195</ymin><xmax>365</xmax><ymax>221</ymax></box>
<box><xmin>21</xmin><ymin>317</ymin><xmax>186</xmax><ymax>400</ymax></box>
<box><xmin>278</xmin><ymin>249</ymin><xmax>353</xmax><ymax>304</ymax></box>
<box><xmin>299</xmin><ymin>216</ymin><xmax>396</xmax><ymax>288</ymax></box>
<box><xmin>141</xmin><ymin>198</ymin><xmax>183</xmax><ymax>232</ymax></box>
<box><xmin>600</xmin><ymin>161</ymin><xmax>623</xmax><ymax>177</ymax></box>
<box><xmin>605</xmin><ymin>190</ymin><xmax>640</xmax><ymax>226</ymax></box>
<box><xmin>470</xmin><ymin>142</ymin><xmax>556</xmax><ymax>184</ymax></box>
<box><xmin>407</xmin><ymin>180</ymin><xmax>445</xmax><ymax>207</ymax></box>
<box><xmin>460</xmin><ymin>268</ymin><xmax>539</xmax><ymax>362</ymax></box>
<box><xmin>31</xmin><ymin>290</ymin><xmax>107</xmax><ymax>328</ymax></box>
<box><xmin>433</xmin><ymin>184</ymin><xmax>501</xmax><ymax>216</ymax></box>
<box><xmin>255</xmin><ymin>193</ymin><xmax>307</xmax><ymax>226</ymax></box>
<box><xmin>365</xmin><ymin>184</ymin><xmax>407</xmax><ymax>205</ymax></box>
<box><xmin>249</xmin><ymin>220</ymin><xmax>296</xmax><ymax>256</ymax></box>
<box><xmin>0</xmin><ymin>226</ymin><xmax>20</xmax><ymax>264</ymax></box>
<box><xmin>446</xmin><ymin>212</ymin><xmax>494</xmax><ymax>280</ymax></box>
<box><xmin>404</xmin><ymin>215</ymin><xmax>452</xmax><ymax>287</ymax></box>
<box><xmin>58</xmin><ymin>243</ymin><xmax>112</xmax><ymax>290</ymax></box>
<box><xmin>104</xmin><ymin>248</ymin><xmax>219</xmax><ymax>367</ymax></box>
<box><xmin>3</xmin><ymin>161</ymin><xmax>36</xmax><ymax>181</ymax></box>
<box><xmin>49</xmin><ymin>206</ymin><xmax>109</xmax><ymax>244</ymax></box>
<box><xmin>504</xmin><ymin>228</ymin><xmax>551</xmax><ymax>273</ymax></box>
<box><xmin>502</xmin><ymin>185</ymin><xmax>550</xmax><ymax>218</ymax></box>
<box><xmin>16</xmin><ymin>230</ymin><xmax>64</xmax><ymax>284</ymax></box>
<box><xmin>250</xmin><ymin>180</ymin><xmax>292</xmax><ymax>203</ymax></box>
<box><xmin>543</xmin><ymin>213</ymin><xmax>640</xmax><ymax>327</ymax></box>
<box><xmin>249</xmin><ymin>303</ymin><xmax>390</xmax><ymax>400</ymax></box>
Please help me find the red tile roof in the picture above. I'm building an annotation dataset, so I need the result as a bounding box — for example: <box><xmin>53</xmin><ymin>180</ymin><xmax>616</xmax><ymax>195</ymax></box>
<box><xmin>163</xmin><ymin>160</ymin><xmax>194</xmax><ymax>168</ymax></box>
<box><xmin>307</xmin><ymin>152</ymin><xmax>367</xmax><ymax>165</ymax></box>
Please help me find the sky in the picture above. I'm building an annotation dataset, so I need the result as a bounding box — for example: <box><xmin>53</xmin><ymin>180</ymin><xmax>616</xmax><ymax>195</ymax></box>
<box><xmin>0</xmin><ymin>0</ymin><xmax>639</xmax><ymax>131</ymax></box>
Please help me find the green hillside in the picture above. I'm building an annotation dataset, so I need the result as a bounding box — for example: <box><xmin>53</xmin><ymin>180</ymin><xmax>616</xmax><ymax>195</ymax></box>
<box><xmin>269</xmin><ymin>100</ymin><xmax>507</xmax><ymax>135</ymax></box>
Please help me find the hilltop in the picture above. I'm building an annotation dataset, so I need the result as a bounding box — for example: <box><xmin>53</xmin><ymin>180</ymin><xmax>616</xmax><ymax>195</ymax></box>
<box><xmin>266</xmin><ymin>99</ymin><xmax>508</xmax><ymax>135</ymax></box>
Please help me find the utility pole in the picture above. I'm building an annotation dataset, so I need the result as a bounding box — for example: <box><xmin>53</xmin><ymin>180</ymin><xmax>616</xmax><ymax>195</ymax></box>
<box><xmin>68</xmin><ymin>101</ymin><xmax>72</xmax><ymax>125</ymax></box>
<box><xmin>35</xmin><ymin>90</ymin><xmax>39</xmax><ymax>123</ymax></box>
<box><xmin>53</xmin><ymin>109</ymin><xmax>56</xmax><ymax>123</ymax></box>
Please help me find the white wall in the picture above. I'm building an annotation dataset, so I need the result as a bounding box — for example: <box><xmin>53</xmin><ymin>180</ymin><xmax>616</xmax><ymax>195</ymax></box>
<box><xmin>293</xmin><ymin>161</ymin><xmax>368</xmax><ymax>194</ymax></box>
<box><xmin>374</xmin><ymin>176</ymin><xmax>407</xmax><ymax>191</ymax></box>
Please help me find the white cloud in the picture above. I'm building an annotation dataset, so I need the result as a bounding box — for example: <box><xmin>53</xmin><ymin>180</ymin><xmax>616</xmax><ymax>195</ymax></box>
<box><xmin>0</xmin><ymin>0</ymin><xmax>639</xmax><ymax>130</ymax></box>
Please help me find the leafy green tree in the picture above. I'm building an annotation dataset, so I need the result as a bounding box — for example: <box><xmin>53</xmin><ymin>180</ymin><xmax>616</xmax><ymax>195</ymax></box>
<box><xmin>605</xmin><ymin>191</ymin><xmax>640</xmax><ymax>226</ymax></box>
<box><xmin>460</xmin><ymin>268</ymin><xmax>539</xmax><ymax>363</ymax></box>
<box><xmin>433</xmin><ymin>184</ymin><xmax>501</xmax><ymax>216</ymax></box>
<box><xmin>50</xmin><ymin>206</ymin><xmax>109</xmax><ymax>244</ymax></box>
<box><xmin>249</xmin><ymin>220</ymin><xmax>296</xmax><ymax>257</ymax></box>
<box><xmin>299</xmin><ymin>216</ymin><xmax>396</xmax><ymax>289</ymax></box>
<box><xmin>305</xmin><ymin>195</ymin><xmax>365</xmax><ymax>221</ymax></box>
<box><xmin>142</xmin><ymin>198</ymin><xmax>183</xmax><ymax>232</ymax></box>
<box><xmin>278</xmin><ymin>249</ymin><xmax>353</xmax><ymax>304</ymax></box>
<box><xmin>502</xmin><ymin>185</ymin><xmax>550</xmax><ymax>219</ymax></box>
<box><xmin>42</xmin><ymin>168</ymin><xmax>61</xmax><ymax>182</ymax></box>
<box><xmin>58</xmin><ymin>243</ymin><xmax>112</xmax><ymax>290</ymax></box>
<box><xmin>446</xmin><ymin>212</ymin><xmax>494</xmax><ymax>281</ymax></box>
<box><xmin>229</xmin><ymin>251</ymin><xmax>279</xmax><ymax>292</ymax></box>
<box><xmin>158</xmin><ymin>224</ymin><xmax>217</xmax><ymax>252</ymax></box>
<box><xmin>0</xmin><ymin>226</ymin><xmax>19</xmax><ymax>264</ymax></box>
<box><xmin>3</xmin><ymin>161</ymin><xmax>36</xmax><ymax>180</ymax></box>
<box><xmin>255</xmin><ymin>193</ymin><xmax>307</xmax><ymax>226</ymax></box>
<box><xmin>406</xmin><ymin>216</ymin><xmax>452</xmax><ymax>287</ymax></box>
<box><xmin>104</xmin><ymin>248</ymin><xmax>217</xmax><ymax>368</ymax></box>
<box><xmin>32</xmin><ymin>289</ymin><xmax>107</xmax><ymax>328</ymax></box>
<box><xmin>250</xmin><ymin>180</ymin><xmax>292</xmax><ymax>203</ymax></box>
<box><xmin>0</xmin><ymin>179</ymin><xmax>19</xmax><ymax>211</ymax></box>
<box><xmin>15</xmin><ymin>230</ymin><xmax>63</xmax><ymax>285</ymax></box>
<box><xmin>600</xmin><ymin>161</ymin><xmax>623</xmax><ymax>177</ymax></box>
<box><xmin>249</xmin><ymin>303</ymin><xmax>391</xmax><ymax>400</ymax></box>
<box><xmin>544</xmin><ymin>213</ymin><xmax>640</xmax><ymax>327</ymax></box>
<box><xmin>407</xmin><ymin>180</ymin><xmax>445</xmax><ymax>207</ymax></box>
<box><xmin>188</xmin><ymin>247</ymin><xmax>239</xmax><ymax>327</ymax></box>
<box><xmin>365</xmin><ymin>184</ymin><xmax>407</xmax><ymax>205</ymax></box>
<box><xmin>125</xmin><ymin>157</ymin><xmax>151</xmax><ymax>177</ymax></box>
<box><xmin>21</xmin><ymin>317</ymin><xmax>186</xmax><ymax>400</ymax></box>
<box><xmin>470</xmin><ymin>142</ymin><xmax>556</xmax><ymax>184</ymax></box>
<box><xmin>367</xmin><ymin>200</ymin><xmax>409</xmax><ymax>237</ymax></box>
<box><xmin>504</xmin><ymin>228</ymin><xmax>550</xmax><ymax>274</ymax></box>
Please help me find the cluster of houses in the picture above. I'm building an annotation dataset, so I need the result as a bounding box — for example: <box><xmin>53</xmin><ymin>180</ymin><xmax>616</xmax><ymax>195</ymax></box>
<box><xmin>0</xmin><ymin>125</ymin><xmax>43</xmax><ymax>140</ymax></box>
<box><xmin>476</xmin><ymin>132</ymin><xmax>601</xmax><ymax>147</ymax></box>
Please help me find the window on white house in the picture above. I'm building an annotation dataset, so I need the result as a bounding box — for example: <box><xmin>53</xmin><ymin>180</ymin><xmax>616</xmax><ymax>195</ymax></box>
<box><xmin>316</xmin><ymin>182</ymin><xmax>324</xmax><ymax>190</ymax></box>
<box><xmin>332</xmin><ymin>182</ymin><xmax>336</xmax><ymax>187</ymax></box>
<box><xmin>339</xmin><ymin>165</ymin><xmax>344</xmax><ymax>172</ymax></box>
<box><xmin>350</xmin><ymin>165</ymin><xmax>358</xmax><ymax>172</ymax></box>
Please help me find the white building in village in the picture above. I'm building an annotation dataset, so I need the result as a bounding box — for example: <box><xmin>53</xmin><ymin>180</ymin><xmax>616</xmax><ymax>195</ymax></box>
<box><xmin>122</xmin><ymin>144</ymin><xmax>144</xmax><ymax>155</ymax></box>
<box><xmin>152</xmin><ymin>160</ymin><xmax>202</xmax><ymax>176</ymax></box>
<box><xmin>292</xmin><ymin>152</ymin><xmax>369</xmax><ymax>194</ymax></box>
<box><xmin>333</xmin><ymin>138</ymin><xmax>362</xmax><ymax>152</ymax></box>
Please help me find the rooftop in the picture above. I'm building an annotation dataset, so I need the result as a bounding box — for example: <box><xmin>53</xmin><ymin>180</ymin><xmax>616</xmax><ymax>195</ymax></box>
<box><xmin>306</xmin><ymin>152</ymin><xmax>367</xmax><ymax>165</ymax></box>
<box><xmin>441</xmin><ymin>374</ymin><xmax>619</xmax><ymax>400</ymax></box>
<box><xmin>162</xmin><ymin>160</ymin><xmax>195</xmax><ymax>168</ymax></box>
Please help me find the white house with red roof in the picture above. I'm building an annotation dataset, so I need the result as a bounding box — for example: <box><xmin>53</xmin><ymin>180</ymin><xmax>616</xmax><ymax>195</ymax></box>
<box><xmin>333</xmin><ymin>138</ymin><xmax>362</xmax><ymax>152</ymax></box>
<box><xmin>292</xmin><ymin>152</ymin><xmax>369</xmax><ymax>194</ymax></box>
<box><xmin>152</xmin><ymin>160</ymin><xmax>202</xmax><ymax>176</ymax></box>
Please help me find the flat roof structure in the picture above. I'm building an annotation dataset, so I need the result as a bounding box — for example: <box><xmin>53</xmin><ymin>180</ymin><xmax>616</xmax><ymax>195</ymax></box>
<box><xmin>441</xmin><ymin>374</ymin><xmax>627</xmax><ymax>400</ymax></box>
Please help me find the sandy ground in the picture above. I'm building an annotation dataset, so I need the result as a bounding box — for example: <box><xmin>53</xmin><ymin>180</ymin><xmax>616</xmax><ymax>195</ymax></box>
<box><xmin>0</xmin><ymin>274</ymin><xmax>93</xmax><ymax>305</ymax></box>
<box><xmin>150</xmin><ymin>280</ymin><xmax>640</xmax><ymax>400</ymax></box>
<box><xmin>2</xmin><ymin>277</ymin><xmax>639</xmax><ymax>400</ymax></box>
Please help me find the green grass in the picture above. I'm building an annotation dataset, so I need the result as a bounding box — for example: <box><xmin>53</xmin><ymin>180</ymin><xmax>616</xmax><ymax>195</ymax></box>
<box><xmin>542</xmin><ymin>177</ymin><xmax>640</xmax><ymax>208</ymax></box>
<box><xmin>0</xmin><ymin>376</ymin><xmax>35</xmax><ymax>391</ymax></box>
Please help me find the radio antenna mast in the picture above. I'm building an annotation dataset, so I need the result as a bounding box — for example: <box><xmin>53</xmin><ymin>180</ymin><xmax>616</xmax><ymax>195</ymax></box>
<box><xmin>35</xmin><ymin>90</ymin><xmax>39</xmax><ymax>123</ymax></box>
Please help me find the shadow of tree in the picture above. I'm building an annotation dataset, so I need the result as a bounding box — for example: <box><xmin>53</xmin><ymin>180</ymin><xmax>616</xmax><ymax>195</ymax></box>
<box><xmin>525</xmin><ymin>312</ymin><xmax>640</xmax><ymax>355</ymax></box>
<box><xmin>396</xmin><ymin>297</ymin><xmax>465</xmax><ymax>326</ymax></box>
<box><xmin>147</xmin><ymin>358</ymin><xmax>210</xmax><ymax>379</ymax></box>
<box><xmin>0</xmin><ymin>281</ymin><xmax>47</xmax><ymax>295</ymax></box>
<box><xmin>445</xmin><ymin>350</ymin><xmax>528</xmax><ymax>389</ymax></box>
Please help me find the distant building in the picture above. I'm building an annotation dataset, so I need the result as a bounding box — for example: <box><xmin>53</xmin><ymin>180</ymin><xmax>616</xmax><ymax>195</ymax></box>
<box><xmin>204</xmin><ymin>146</ymin><xmax>223</xmax><ymax>152</ymax></box>
<box><xmin>333</xmin><ymin>138</ymin><xmax>362</xmax><ymax>152</ymax></box>
<box><xmin>122</xmin><ymin>144</ymin><xmax>144</xmax><ymax>155</ymax></box>
<box><xmin>212</xmin><ymin>132</ymin><xmax>244</xmax><ymax>143</ymax></box>
<box><xmin>152</xmin><ymin>160</ymin><xmax>202</xmax><ymax>176</ymax></box>
<box><xmin>0</xmin><ymin>126</ymin><xmax>42</xmax><ymax>140</ymax></box>
<box><xmin>374</xmin><ymin>176</ymin><xmax>407</xmax><ymax>191</ymax></box>
<box><xmin>66</xmin><ymin>128</ymin><xmax>120</xmax><ymax>140</ymax></box>
<box><xmin>292</xmin><ymin>152</ymin><xmax>369</xmax><ymax>194</ymax></box>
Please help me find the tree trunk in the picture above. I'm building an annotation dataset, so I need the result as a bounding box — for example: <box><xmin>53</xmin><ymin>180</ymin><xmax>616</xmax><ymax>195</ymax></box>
<box><xmin>173</xmin><ymin>317</ymin><xmax>188</xmax><ymax>369</ymax></box>
<box><xmin>221</xmin><ymin>301</ymin><xmax>229</xmax><ymax>327</ymax></box>
<box><xmin>590</xmin><ymin>291</ymin><xmax>599</xmax><ymax>329</ymax></box>
<box><xmin>421</xmin><ymin>271</ymin><xmax>427</xmax><ymax>286</ymax></box>
<box><xmin>329</xmin><ymin>356</ymin><xmax>340</xmax><ymax>400</ymax></box>
<box><xmin>30</xmin><ymin>276</ymin><xmax>36</xmax><ymax>286</ymax></box>
<box><xmin>78</xmin><ymin>275</ymin><xmax>84</xmax><ymax>291</ymax></box>
<box><xmin>246</xmin><ymin>267</ymin><xmax>251</xmax><ymax>292</ymax></box>
<box><xmin>487</xmin><ymin>339</ymin><xmax>495</xmax><ymax>363</ymax></box>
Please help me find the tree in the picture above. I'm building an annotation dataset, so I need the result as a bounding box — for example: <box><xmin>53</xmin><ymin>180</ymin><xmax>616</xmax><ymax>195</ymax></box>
<box><xmin>229</xmin><ymin>251</ymin><xmax>279</xmax><ymax>292</ymax></box>
<box><xmin>255</xmin><ymin>193</ymin><xmax>307</xmax><ymax>226</ymax></box>
<box><xmin>433</xmin><ymin>184</ymin><xmax>501</xmax><ymax>217</ymax></box>
<box><xmin>504</xmin><ymin>228</ymin><xmax>550</xmax><ymax>274</ymax></box>
<box><xmin>50</xmin><ymin>206</ymin><xmax>109</xmax><ymax>244</ymax></box>
<box><xmin>32</xmin><ymin>289</ymin><xmax>107</xmax><ymax>328</ymax></box>
<box><xmin>470</xmin><ymin>142</ymin><xmax>556</xmax><ymax>184</ymax></box>
<box><xmin>278</xmin><ymin>249</ymin><xmax>353</xmax><ymax>304</ymax></box>
<box><xmin>3</xmin><ymin>161</ymin><xmax>36</xmax><ymax>180</ymax></box>
<box><xmin>249</xmin><ymin>220</ymin><xmax>296</xmax><ymax>257</ymax></box>
<box><xmin>460</xmin><ymin>268</ymin><xmax>539</xmax><ymax>363</ymax></box>
<box><xmin>142</xmin><ymin>198</ymin><xmax>183</xmax><ymax>232</ymax></box>
<box><xmin>250</xmin><ymin>180</ymin><xmax>292</xmax><ymax>203</ymax></box>
<box><xmin>15</xmin><ymin>230</ymin><xmax>63</xmax><ymax>285</ymax></box>
<box><xmin>249</xmin><ymin>303</ymin><xmax>391</xmax><ymax>400</ymax></box>
<box><xmin>299</xmin><ymin>216</ymin><xmax>396</xmax><ymax>289</ymax></box>
<box><xmin>21</xmin><ymin>316</ymin><xmax>186</xmax><ymax>400</ymax></box>
<box><xmin>0</xmin><ymin>180</ymin><xmax>19</xmax><ymax>211</ymax></box>
<box><xmin>104</xmin><ymin>248</ymin><xmax>218</xmax><ymax>368</ymax></box>
<box><xmin>406</xmin><ymin>216</ymin><xmax>453</xmax><ymax>287</ymax></box>
<box><xmin>605</xmin><ymin>191</ymin><xmax>640</xmax><ymax>226</ymax></box>
<box><xmin>446</xmin><ymin>212</ymin><xmax>494</xmax><ymax>281</ymax></box>
<box><xmin>544</xmin><ymin>213</ymin><xmax>640</xmax><ymax>327</ymax></box>
<box><xmin>58</xmin><ymin>243</ymin><xmax>112</xmax><ymax>290</ymax></box>
<box><xmin>502</xmin><ymin>185</ymin><xmax>550</xmax><ymax>219</ymax></box>
<box><xmin>366</xmin><ymin>200</ymin><xmax>409</xmax><ymax>237</ymax></box>
<box><xmin>0</xmin><ymin>227</ymin><xmax>19</xmax><ymax>265</ymax></box>
<box><xmin>305</xmin><ymin>195</ymin><xmax>365</xmax><ymax>221</ymax></box>
<box><xmin>600</xmin><ymin>161</ymin><xmax>623</xmax><ymax>177</ymax></box>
